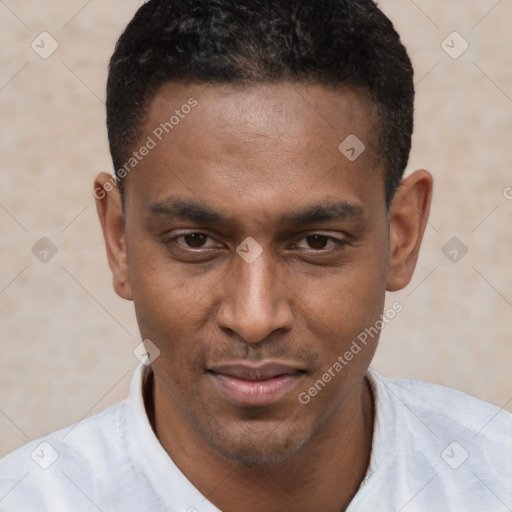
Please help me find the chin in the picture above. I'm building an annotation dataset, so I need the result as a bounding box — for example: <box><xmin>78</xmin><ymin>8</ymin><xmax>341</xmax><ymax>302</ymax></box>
<box><xmin>198</xmin><ymin>419</ymin><xmax>312</xmax><ymax>466</ymax></box>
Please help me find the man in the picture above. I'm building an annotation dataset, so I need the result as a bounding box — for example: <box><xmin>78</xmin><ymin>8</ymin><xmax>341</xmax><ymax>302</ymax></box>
<box><xmin>1</xmin><ymin>0</ymin><xmax>510</xmax><ymax>510</ymax></box>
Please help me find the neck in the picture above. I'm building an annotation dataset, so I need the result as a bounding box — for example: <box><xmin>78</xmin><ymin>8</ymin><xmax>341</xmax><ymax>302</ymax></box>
<box><xmin>147</xmin><ymin>372</ymin><xmax>374</xmax><ymax>512</ymax></box>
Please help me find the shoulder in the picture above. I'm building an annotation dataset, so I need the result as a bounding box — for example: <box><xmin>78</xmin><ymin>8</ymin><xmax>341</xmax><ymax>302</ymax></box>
<box><xmin>350</xmin><ymin>370</ymin><xmax>512</xmax><ymax>511</ymax></box>
<box><xmin>360</xmin><ymin>369</ymin><xmax>512</xmax><ymax>509</ymax></box>
<box><xmin>0</xmin><ymin>400</ymin><xmax>130</xmax><ymax>511</ymax></box>
<box><xmin>1</xmin><ymin>399</ymin><xmax>128</xmax><ymax>471</ymax></box>
<box><xmin>370</xmin><ymin>370</ymin><xmax>512</xmax><ymax>441</ymax></box>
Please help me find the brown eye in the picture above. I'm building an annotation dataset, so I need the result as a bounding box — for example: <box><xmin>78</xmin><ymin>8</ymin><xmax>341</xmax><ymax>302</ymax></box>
<box><xmin>306</xmin><ymin>235</ymin><xmax>329</xmax><ymax>249</ymax></box>
<box><xmin>164</xmin><ymin>232</ymin><xmax>224</xmax><ymax>261</ymax></box>
<box><xmin>183</xmin><ymin>233</ymin><xmax>208</xmax><ymax>247</ymax></box>
<box><xmin>295</xmin><ymin>234</ymin><xmax>346</xmax><ymax>251</ymax></box>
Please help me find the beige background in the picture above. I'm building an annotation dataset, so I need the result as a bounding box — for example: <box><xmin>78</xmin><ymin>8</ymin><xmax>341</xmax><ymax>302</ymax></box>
<box><xmin>1</xmin><ymin>0</ymin><xmax>511</xmax><ymax>456</ymax></box>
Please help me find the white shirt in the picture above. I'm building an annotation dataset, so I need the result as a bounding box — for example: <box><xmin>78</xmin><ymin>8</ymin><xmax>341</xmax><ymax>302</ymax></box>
<box><xmin>1</xmin><ymin>364</ymin><xmax>511</xmax><ymax>511</ymax></box>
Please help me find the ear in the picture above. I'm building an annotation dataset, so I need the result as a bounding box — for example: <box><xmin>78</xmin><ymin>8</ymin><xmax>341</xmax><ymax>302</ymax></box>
<box><xmin>94</xmin><ymin>173</ymin><xmax>133</xmax><ymax>301</ymax></box>
<box><xmin>386</xmin><ymin>169</ymin><xmax>433</xmax><ymax>292</ymax></box>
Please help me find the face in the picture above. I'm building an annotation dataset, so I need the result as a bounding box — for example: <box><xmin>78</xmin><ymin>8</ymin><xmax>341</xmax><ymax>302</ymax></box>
<box><xmin>96</xmin><ymin>82</ymin><xmax>430</xmax><ymax>465</ymax></box>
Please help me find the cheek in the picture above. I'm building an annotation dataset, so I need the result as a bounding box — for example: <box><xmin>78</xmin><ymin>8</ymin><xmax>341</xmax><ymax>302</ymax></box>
<box><xmin>293</xmin><ymin>264</ymin><xmax>385</xmax><ymax>415</ymax></box>
<box><xmin>294</xmin><ymin>246</ymin><xmax>388</xmax><ymax>375</ymax></box>
<box><xmin>128</xmin><ymin>246</ymin><xmax>211</xmax><ymax>322</ymax></box>
<box><xmin>127</xmin><ymin>251</ymin><xmax>180</xmax><ymax>332</ymax></box>
<box><xmin>127</xmin><ymin>252</ymin><xmax>220</xmax><ymax>368</ymax></box>
<box><xmin>301</xmin><ymin>259</ymin><xmax>387</xmax><ymax>331</ymax></box>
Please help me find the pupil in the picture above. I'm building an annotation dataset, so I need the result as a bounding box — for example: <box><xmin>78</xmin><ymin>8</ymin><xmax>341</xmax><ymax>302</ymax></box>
<box><xmin>308</xmin><ymin>235</ymin><xmax>327</xmax><ymax>249</ymax></box>
<box><xmin>185</xmin><ymin>233</ymin><xmax>206</xmax><ymax>247</ymax></box>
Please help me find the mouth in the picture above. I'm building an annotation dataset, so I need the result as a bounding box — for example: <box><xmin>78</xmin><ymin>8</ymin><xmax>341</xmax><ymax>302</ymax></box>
<box><xmin>207</xmin><ymin>363</ymin><xmax>307</xmax><ymax>406</ymax></box>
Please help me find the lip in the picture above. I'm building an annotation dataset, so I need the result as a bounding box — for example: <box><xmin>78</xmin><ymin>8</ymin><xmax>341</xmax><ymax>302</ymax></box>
<box><xmin>207</xmin><ymin>363</ymin><xmax>306</xmax><ymax>406</ymax></box>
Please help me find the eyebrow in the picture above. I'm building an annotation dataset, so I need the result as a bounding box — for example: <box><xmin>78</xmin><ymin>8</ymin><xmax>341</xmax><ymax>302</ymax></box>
<box><xmin>147</xmin><ymin>196</ymin><xmax>365</xmax><ymax>225</ymax></box>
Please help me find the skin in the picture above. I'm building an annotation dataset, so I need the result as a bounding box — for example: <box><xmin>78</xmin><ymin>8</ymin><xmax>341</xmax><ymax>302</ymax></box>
<box><xmin>95</xmin><ymin>82</ymin><xmax>432</xmax><ymax>512</ymax></box>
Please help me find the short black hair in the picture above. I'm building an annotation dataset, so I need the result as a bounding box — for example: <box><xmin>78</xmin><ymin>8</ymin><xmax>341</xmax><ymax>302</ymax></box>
<box><xmin>106</xmin><ymin>0</ymin><xmax>414</xmax><ymax>207</ymax></box>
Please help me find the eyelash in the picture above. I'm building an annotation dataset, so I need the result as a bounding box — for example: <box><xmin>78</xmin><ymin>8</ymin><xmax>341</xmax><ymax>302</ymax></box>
<box><xmin>167</xmin><ymin>232</ymin><xmax>349</xmax><ymax>251</ymax></box>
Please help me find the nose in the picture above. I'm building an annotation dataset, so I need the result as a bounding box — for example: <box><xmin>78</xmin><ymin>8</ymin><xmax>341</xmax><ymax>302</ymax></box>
<box><xmin>215</xmin><ymin>250</ymin><xmax>294</xmax><ymax>343</ymax></box>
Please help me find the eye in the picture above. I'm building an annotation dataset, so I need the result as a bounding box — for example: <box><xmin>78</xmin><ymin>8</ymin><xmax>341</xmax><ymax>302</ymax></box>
<box><xmin>295</xmin><ymin>234</ymin><xmax>345</xmax><ymax>250</ymax></box>
<box><xmin>175</xmin><ymin>232</ymin><xmax>218</xmax><ymax>249</ymax></box>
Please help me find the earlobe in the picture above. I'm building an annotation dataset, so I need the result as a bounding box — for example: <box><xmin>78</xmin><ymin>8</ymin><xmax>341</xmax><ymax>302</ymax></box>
<box><xmin>386</xmin><ymin>169</ymin><xmax>433</xmax><ymax>292</ymax></box>
<box><xmin>94</xmin><ymin>173</ymin><xmax>133</xmax><ymax>301</ymax></box>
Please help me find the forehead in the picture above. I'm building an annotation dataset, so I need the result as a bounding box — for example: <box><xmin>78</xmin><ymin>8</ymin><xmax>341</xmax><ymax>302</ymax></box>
<box><xmin>125</xmin><ymin>81</ymin><xmax>385</xmax><ymax>222</ymax></box>
<box><xmin>146</xmin><ymin>81</ymin><xmax>378</xmax><ymax>153</ymax></box>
